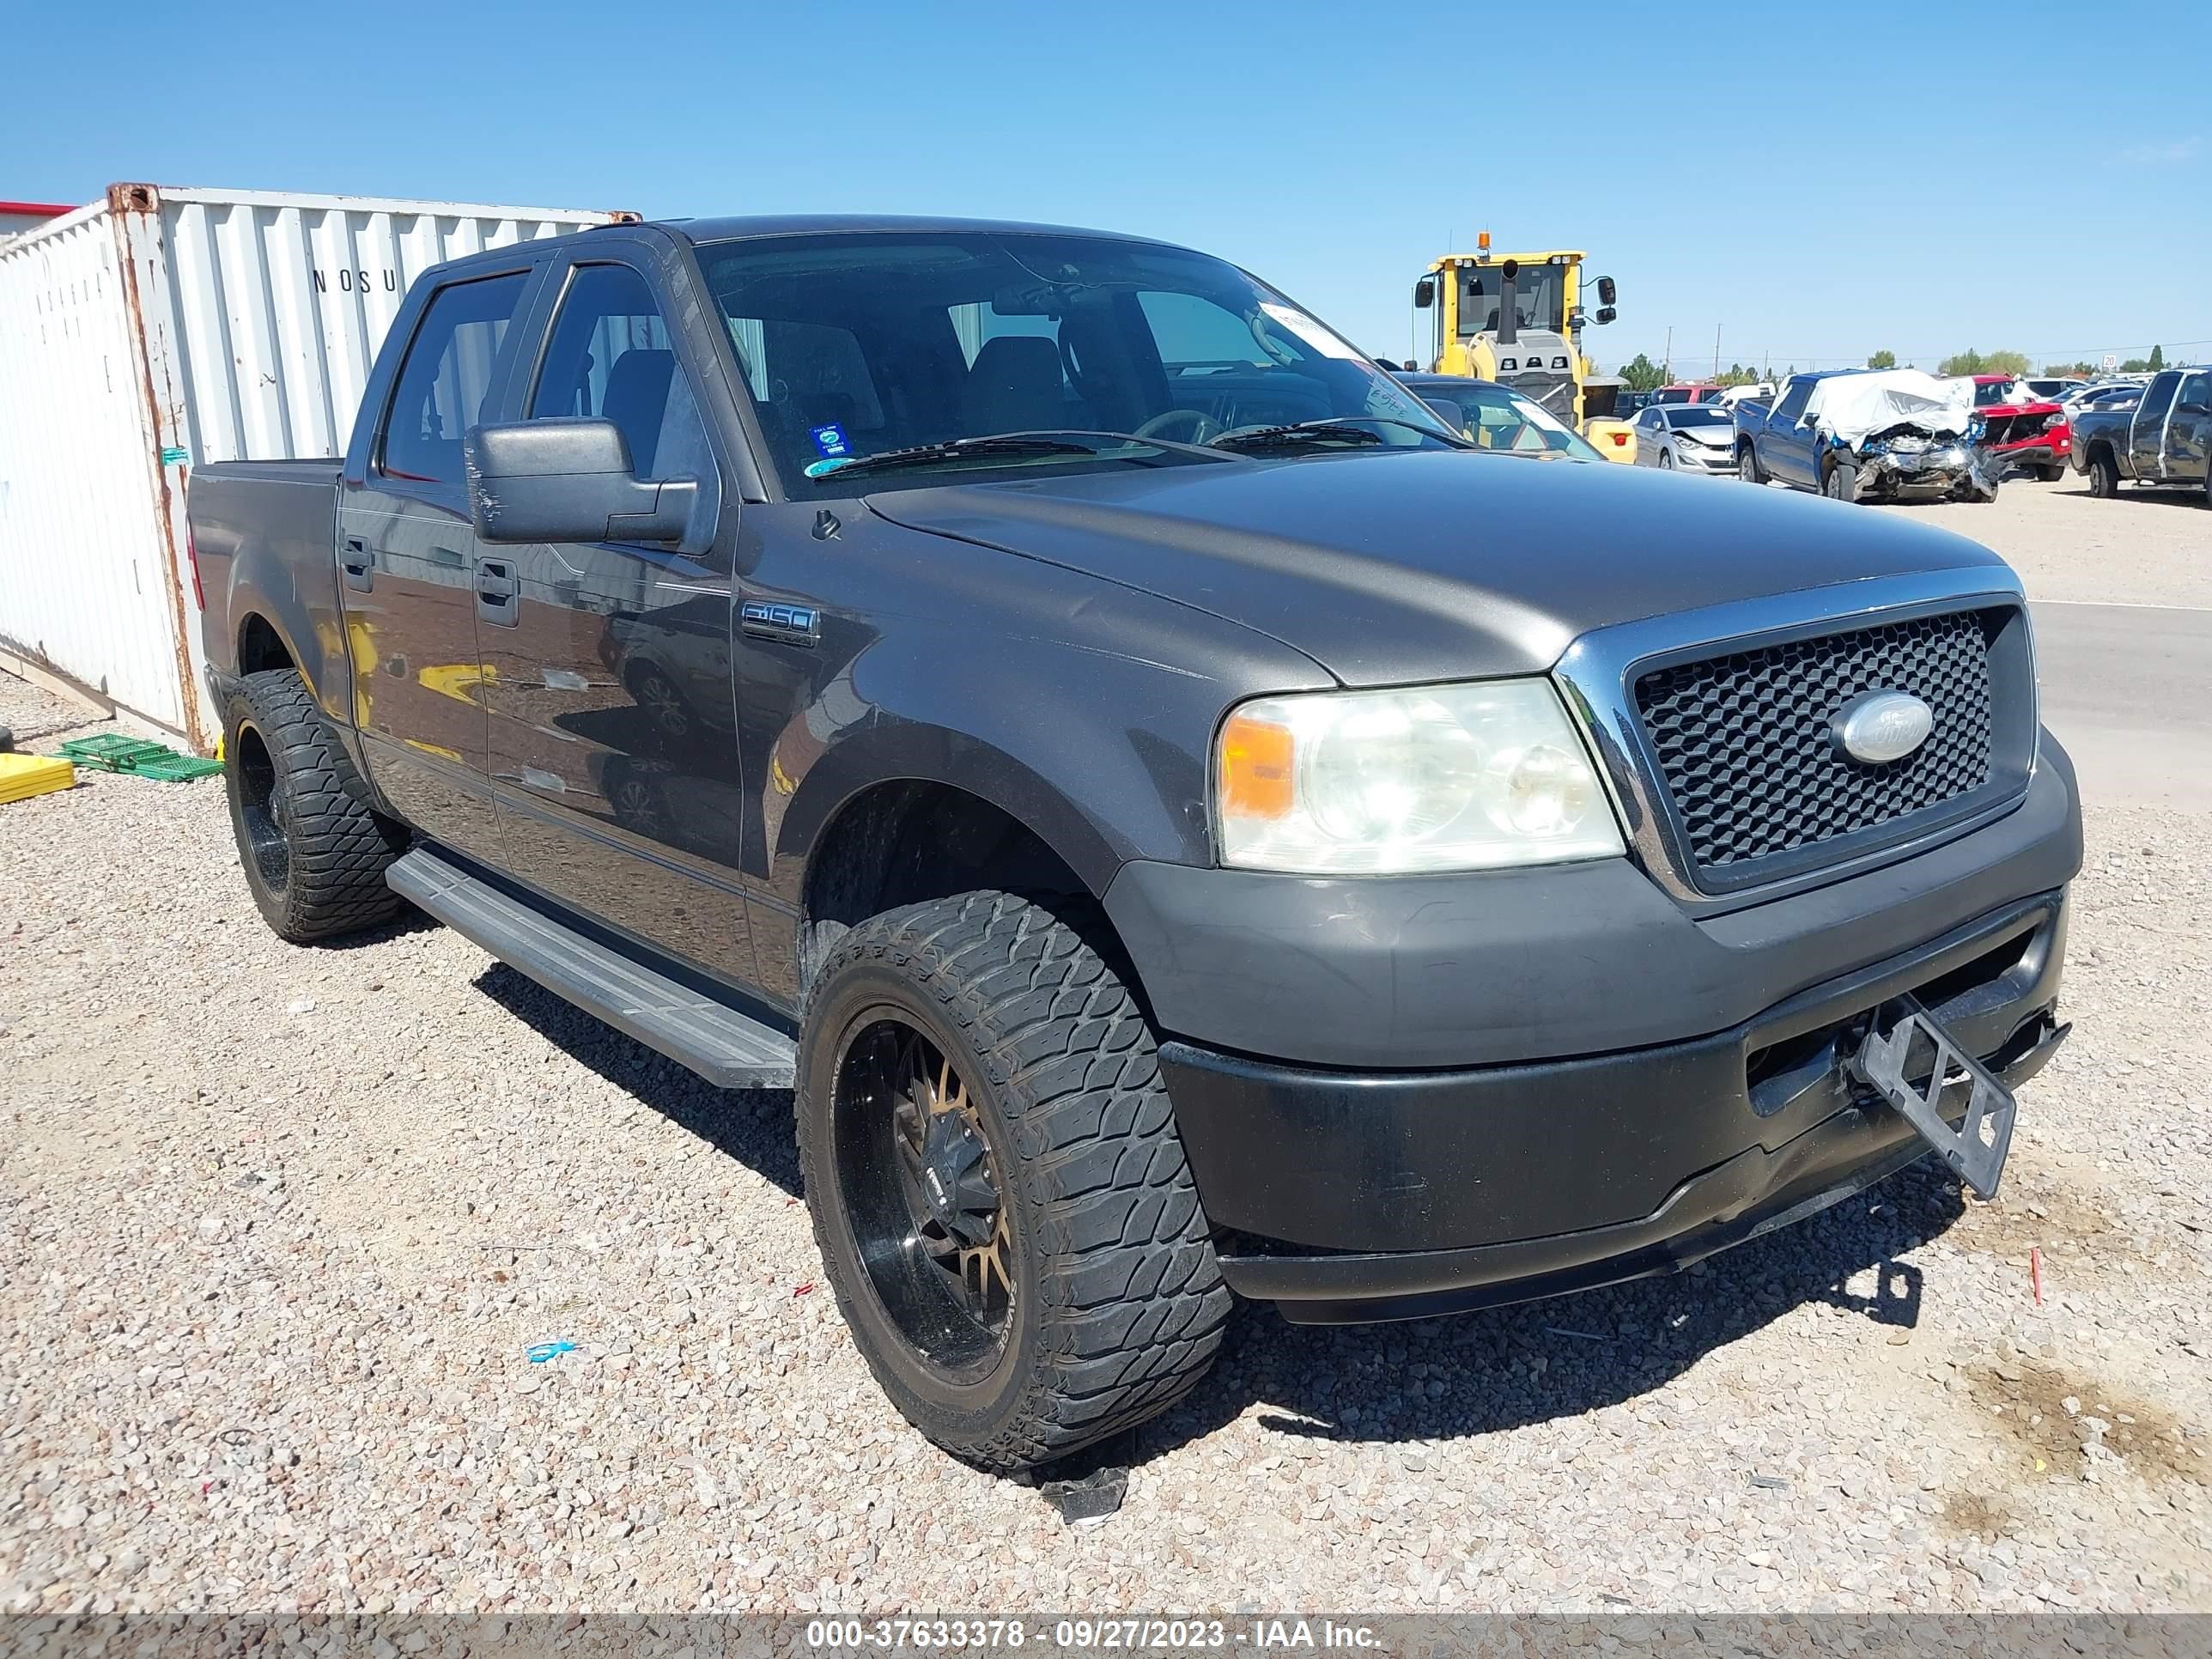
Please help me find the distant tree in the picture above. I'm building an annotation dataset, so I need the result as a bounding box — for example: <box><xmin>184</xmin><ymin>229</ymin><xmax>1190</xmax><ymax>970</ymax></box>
<box><xmin>1867</xmin><ymin>349</ymin><xmax>1897</xmax><ymax>369</ymax></box>
<box><xmin>2149</xmin><ymin>343</ymin><xmax>2166</xmax><ymax>369</ymax></box>
<box><xmin>2044</xmin><ymin>362</ymin><xmax>2097</xmax><ymax>379</ymax></box>
<box><xmin>1715</xmin><ymin>362</ymin><xmax>1762</xmax><ymax>386</ymax></box>
<box><xmin>2119</xmin><ymin>357</ymin><xmax>2154</xmax><ymax>374</ymax></box>
<box><xmin>1938</xmin><ymin>347</ymin><xmax>2029</xmax><ymax>377</ymax></box>
<box><xmin>1617</xmin><ymin>352</ymin><xmax>1667</xmax><ymax>392</ymax></box>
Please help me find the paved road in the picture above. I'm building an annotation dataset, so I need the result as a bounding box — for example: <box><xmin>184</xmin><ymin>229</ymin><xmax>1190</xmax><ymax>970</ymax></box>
<box><xmin>2032</xmin><ymin>599</ymin><xmax>2212</xmax><ymax>812</ymax></box>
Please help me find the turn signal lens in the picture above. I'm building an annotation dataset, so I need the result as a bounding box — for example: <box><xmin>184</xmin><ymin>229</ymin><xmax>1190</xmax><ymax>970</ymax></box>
<box><xmin>1218</xmin><ymin>711</ymin><xmax>1295</xmax><ymax>820</ymax></box>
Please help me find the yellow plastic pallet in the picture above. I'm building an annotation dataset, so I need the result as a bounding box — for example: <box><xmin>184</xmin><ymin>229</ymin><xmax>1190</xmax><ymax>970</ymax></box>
<box><xmin>0</xmin><ymin>752</ymin><xmax>75</xmax><ymax>805</ymax></box>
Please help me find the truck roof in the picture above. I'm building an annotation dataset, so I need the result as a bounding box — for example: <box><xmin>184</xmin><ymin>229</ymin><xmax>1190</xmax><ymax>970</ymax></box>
<box><xmin>650</xmin><ymin>213</ymin><xmax>1164</xmax><ymax>246</ymax></box>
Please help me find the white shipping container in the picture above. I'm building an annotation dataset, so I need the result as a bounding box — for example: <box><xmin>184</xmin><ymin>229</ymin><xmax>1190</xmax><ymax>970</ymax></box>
<box><xmin>0</xmin><ymin>183</ymin><xmax>630</xmax><ymax>750</ymax></box>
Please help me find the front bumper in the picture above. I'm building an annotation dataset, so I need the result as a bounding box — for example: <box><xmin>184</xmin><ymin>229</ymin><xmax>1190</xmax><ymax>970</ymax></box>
<box><xmin>1105</xmin><ymin>740</ymin><xmax>2082</xmax><ymax>1323</ymax></box>
<box><xmin>1162</xmin><ymin>890</ymin><xmax>2066</xmax><ymax>1322</ymax></box>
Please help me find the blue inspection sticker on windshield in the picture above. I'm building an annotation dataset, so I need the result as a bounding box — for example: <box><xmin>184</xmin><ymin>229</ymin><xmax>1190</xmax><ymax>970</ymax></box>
<box><xmin>811</xmin><ymin>422</ymin><xmax>850</xmax><ymax>459</ymax></box>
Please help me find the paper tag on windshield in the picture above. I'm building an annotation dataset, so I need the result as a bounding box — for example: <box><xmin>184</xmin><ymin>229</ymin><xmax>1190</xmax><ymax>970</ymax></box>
<box><xmin>1259</xmin><ymin>303</ymin><xmax>1360</xmax><ymax>362</ymax></box>
<box><xmin>1516</xmin><ymin>398</ymin><xmax>1572</xmax><ymax>435</ymax></box>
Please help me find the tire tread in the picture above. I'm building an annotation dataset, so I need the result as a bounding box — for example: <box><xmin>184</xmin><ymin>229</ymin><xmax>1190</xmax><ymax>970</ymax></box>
<box><xmin>800</xmin><ymin>890</ymin><xmax>1231</xmax><ymax>1471</ymax></box>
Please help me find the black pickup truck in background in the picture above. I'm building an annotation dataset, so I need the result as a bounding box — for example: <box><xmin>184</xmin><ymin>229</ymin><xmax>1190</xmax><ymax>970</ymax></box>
<box><xmin>188</xmin><ymin>215</ymin><xmax>2081</xmax><ymax>1471</ymax></box>
<box><xmin>2071</xmin><ymin>365</ymin><xmax>2212</xmax><ymax>501</ymax></box>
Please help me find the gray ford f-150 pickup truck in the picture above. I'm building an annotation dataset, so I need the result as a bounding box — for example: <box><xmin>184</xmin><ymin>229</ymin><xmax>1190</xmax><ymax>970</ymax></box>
<box><xmin>190</xmin><ymin>214</ymin><xmax>2081</xmax><ymax>1472</ymax></box>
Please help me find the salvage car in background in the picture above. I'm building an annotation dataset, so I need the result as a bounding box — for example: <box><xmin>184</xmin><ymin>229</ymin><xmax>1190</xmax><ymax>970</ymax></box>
<box><xmin>1960</xmin><ymin>375</ymin><xmax>2069</xmax><ymax>482</ymax></box>
<box><xmin>1735</xmin><ymin>369</ymin><xmax>2000</xmax><ymax>503</ymax></box>
<box><xmin>1631</xmin><ymin>402</ymin><xmax>1735</xmax><ymax>473</ymax></box>
<box><xmin>2070</xmin><ymin>365</ymin><xmax>2212</xmax><ymax>501</ymax></box>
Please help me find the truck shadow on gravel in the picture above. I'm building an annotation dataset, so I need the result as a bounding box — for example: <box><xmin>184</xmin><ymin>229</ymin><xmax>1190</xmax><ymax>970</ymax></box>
<box><xmin>1116</xmin><ymin>1162</ymin><xmax>1970</xmax><ymax>1473</ymax></box>
<box><xmin>474</xmin><ymin>964</ymin><xmax>803</xmax><ymax>1197</ymax></box>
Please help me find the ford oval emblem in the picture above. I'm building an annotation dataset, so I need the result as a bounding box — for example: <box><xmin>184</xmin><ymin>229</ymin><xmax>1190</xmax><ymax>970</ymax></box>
<box><xmin>1832</xmin><ymin>690</ymin><xmax>1933</xmax><ymax>764</ymax></box>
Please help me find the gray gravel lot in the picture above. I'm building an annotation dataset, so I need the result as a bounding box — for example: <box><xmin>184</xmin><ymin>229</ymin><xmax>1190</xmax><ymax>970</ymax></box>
<box><xmin>3</xmin><ymin>483</ymin><xmax>2209</xmax><ymax>1617</ymax></box>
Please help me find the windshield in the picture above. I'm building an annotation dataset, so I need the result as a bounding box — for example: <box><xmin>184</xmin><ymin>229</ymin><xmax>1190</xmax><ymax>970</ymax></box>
<box><xmin>1417</xmin><ymin>382</ymin><xmax>1602</xmax><ymax>460</ymax></box>
<box><xmin>692</xmin><ymin>231</ymin><xmax>1455</xmax><ymax>495</ymax></box>
<box><xmin>1666</xmin><ymin>407</ymin><xmax>1733</xmax><ymax>428</ymax></box>
<box><xmin>1972</xmin><ymin>380</ymin><xmax>2018</xmax><ymax>407</ymax></box>
<box><xmin>1453</xmin><ymin>264</ymin><xmax>1565</xmax><ymax>337</ymax></box>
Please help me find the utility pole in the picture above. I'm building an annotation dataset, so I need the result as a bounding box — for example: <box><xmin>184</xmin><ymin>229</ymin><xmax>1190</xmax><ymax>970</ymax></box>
<box><xmin>1713</xmin><ymin>325</ymin><xmax>1723</xmax><ymax>381</ymax></box>
<box><xmin>1662</xmin><ymin>325</ymin><xmax>1673</xmax><ymax>381</ymax></box>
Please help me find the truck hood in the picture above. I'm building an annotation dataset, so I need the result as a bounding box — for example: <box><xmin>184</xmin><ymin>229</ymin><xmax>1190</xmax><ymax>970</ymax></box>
<box><xmin>864</xmin><ymin>451</ymin><xmax>2014</xmax><ymax>686</ymax></box>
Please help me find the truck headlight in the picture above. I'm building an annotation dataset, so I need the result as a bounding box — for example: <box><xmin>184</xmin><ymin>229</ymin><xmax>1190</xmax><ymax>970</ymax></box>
<box><xmin>1214</xmin><ymin>679</ymin><xmax>1626</xmax><ymax>873</ymax></box>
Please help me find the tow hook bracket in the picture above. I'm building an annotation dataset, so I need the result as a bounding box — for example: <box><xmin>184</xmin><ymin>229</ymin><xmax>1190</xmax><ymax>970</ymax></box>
<box><xmin>1849</xmin><ymin>997</ymin><xmax>2016</xmax><ymax>1200</ymax></box>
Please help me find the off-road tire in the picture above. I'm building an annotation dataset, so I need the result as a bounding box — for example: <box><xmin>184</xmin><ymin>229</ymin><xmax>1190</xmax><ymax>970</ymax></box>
<box><xmin>797</xmin><ymin>890</ymin><xmax>1231</xmax><ymax>1472</ymax></box>
<box><xmin>222</xmin><ymin>668</ymin><xmax>405</xmax><ymax>943</ymax></box>
<box><xmin>2087</xmin><ymin>449</ymin><xmax>2120</xmax><ymax>498</ymax></box>
<box><xmin>1737</xmin><ymin>442</ymin><xmax>1763</xmax><ymax>484</ymax></box>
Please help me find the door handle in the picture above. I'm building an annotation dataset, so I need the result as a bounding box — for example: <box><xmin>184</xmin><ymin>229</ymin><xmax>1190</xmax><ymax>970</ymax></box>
<box><xmin>477</xmin><ymin>558</ymin><xmax>519</xmax><ymax>627</ymax></box>
<box><xmin>341</xmin><ymin>537</ymin><xmax>373</xmax><ymax>593</ymax></box>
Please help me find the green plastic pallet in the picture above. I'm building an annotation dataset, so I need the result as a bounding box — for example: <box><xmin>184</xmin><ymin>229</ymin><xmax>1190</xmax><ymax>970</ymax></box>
<box><xmin>52</xmin><ymin>734</ymin><xmax>223</xmax><ymax>782</ymax></box>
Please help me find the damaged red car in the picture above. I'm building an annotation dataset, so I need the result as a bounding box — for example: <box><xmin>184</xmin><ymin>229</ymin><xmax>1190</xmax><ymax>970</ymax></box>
<box><xmin>1967</xmin><ymin>374</ymin><xmax>2070</xmax><ymax>482</ymax></box>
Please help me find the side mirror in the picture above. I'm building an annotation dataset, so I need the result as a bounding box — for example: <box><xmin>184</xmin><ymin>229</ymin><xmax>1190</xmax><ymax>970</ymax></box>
<box><xmin>1595</xmin><ymin>276</ymin><xmax>1618</xmax><ymax>306</ymax></box>
<box><xmin>1595</xmin><ymin>306</ymin><xmax>1618</xmax><ymax>325</ymax></box>
<box><xmin>464</xmin><ymin>419</ymin><xmax>704</xmax><ymax>548</ymax></box>
<box><xmin>1413</xmin><ymin>277</ymin><xmax>1435</xmax><ymax>309</ymax></box>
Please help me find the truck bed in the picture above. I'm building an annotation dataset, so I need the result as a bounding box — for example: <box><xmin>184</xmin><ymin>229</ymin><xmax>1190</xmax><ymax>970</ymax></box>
<box><xmin>188</xmin><ymin>458</ymin><xmax>344</xmax><ymax>695</ymax></box>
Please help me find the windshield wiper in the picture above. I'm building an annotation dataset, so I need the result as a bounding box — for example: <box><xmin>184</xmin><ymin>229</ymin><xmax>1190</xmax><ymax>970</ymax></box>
<box><xmin>807</xmin><ymin>429</ymin><xmax>1232</xmax><ymax>480</ymax></box>
<box><xmin>1207</xmin><ymin>416</ymin><xmax>1465</xmax><ymax>454</ymax></box>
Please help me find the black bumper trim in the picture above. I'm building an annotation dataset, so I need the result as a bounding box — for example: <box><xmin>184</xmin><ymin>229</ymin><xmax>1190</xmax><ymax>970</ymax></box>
<box><xmin>1221</xmin><ymin>1013</ymin><xmax>2067</xmax><ymax>1325</ymax></box>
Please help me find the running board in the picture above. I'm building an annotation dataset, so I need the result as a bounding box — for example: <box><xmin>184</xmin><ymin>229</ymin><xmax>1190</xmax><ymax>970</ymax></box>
<box><xmin>386</xmin><ymin>848</ymin><xmax>797</xmax><ymax>1088</ymax></box>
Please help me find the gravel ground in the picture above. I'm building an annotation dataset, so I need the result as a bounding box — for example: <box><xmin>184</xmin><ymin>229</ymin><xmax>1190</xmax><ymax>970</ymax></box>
<box><xmin>3</xmin><ymin>485</ymin><xmax>2209</xmax><ymax>1617</ymax></box>
<box><xmin>1870</xmin><ymin>471</ymin><xmax>2210</xmax><ymax>611</ymax></box>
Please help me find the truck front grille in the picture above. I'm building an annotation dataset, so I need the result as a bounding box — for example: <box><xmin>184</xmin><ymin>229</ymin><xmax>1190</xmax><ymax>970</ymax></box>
<box><xmin>1632</xmin><ymin>608</ymin><xmax>2006</xmax><ymax>878</ymax></box>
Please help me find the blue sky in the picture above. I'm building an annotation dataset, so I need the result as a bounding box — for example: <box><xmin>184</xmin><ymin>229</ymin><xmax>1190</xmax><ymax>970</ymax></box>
<box><xmin>8</xmin><ymin>1</ymin><xmax>2207</xmax><ymax>375</ymax></box>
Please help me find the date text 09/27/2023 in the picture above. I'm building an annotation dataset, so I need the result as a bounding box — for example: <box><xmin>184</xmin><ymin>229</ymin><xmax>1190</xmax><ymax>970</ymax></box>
<box><xmin>804</xmin><ymin>1620</ymin><xmax>1383</xmax><ymax>1650</ymax></box>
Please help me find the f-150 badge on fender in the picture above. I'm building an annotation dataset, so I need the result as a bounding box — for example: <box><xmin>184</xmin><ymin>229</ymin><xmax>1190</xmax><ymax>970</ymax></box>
<box><xmin>1831</xmin><ymin>689</ymin><xmax>1934</xmax><ymax>764</ymax></box>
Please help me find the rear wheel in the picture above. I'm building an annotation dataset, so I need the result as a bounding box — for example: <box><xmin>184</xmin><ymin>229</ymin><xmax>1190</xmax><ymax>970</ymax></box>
<box><xmin>222</xmin><ymin>668</ymin><xmax>406</xmax><ymax>942</ymax></box>
<box><xmin>2088</xmin><ymin>449</ymin><xmax>2120</xmax><ymax>498</ymax></box>
<box><xmin>1737</xmin><ymin>443</ymin><xmax>1763</xmax><ymax>484</ymax></box>
<box><xmin>797</xmin><ymin>890</ymin><xmax>1231</xmax><ymax>1472</ymax></box>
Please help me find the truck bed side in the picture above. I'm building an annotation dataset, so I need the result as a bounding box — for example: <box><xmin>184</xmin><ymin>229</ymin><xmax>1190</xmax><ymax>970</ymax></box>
<box><xmin>189</xmin><ymin>459</ymin><xmax>354</xmax><ymax>734</ymax></box>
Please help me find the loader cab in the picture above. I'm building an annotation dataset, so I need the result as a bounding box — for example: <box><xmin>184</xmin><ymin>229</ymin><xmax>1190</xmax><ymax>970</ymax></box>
<box><xmin>1413</xmin><ymin>246</ymin><xmax>1616</xmax><ymax>428</ymax></box>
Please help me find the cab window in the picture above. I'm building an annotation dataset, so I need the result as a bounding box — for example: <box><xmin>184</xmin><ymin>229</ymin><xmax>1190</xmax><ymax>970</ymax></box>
<box><xmin>380</xmin><ymin>272</ymin><xmax>531</xmax><ymax>486</ymax></box>
<box><xmin>530</xmin><ymin>264</ymin><xmax>714</xmax><ymax>484</ymax></box>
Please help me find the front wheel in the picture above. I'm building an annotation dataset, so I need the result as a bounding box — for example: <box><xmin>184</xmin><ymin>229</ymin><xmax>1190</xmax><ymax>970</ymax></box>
<box><xmin>1822</xmin><ymin>459</ymin><xmax>1860</xmax><ymax>503</ymax></box>
<box><xmin>797</xmin><ymin>890</ymin><xmax>1231</xmax><ymax>1472</ymax></box>
<box><xmin>2040</xmin><ymin>464</ymin><xmax>2068</xmax><ymax>483</ymax></box>
<box><xmin>2087</xmin><ymin>450</ymin><xmax>2120</xmax><ymax>498</ymax></box>
<box><xmin>1656</xmin><ymin>449</ymin><xmax>1674</xmax><ymax>470</ymax></box>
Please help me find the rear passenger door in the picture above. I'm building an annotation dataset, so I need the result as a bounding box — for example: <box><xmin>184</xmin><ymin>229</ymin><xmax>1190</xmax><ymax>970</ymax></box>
<box><xmin>2129</xmin><ymin>371</ymin><xmax>2181</xmax><ymax>480</ymax></box>
<box><xmin>2166</xmin><ymin>371</ymin><xmax>2212</xmax><ymax>483</ymax></box>
<box><xmin>474</xmin><ymin>252</ymin><xmax>756</xmax><ymax>987</ymax></box>
<box><xmin>1766</xmin><ymin>379</ymin><xmax>1817</xmax><ymax>484</ymax></box>
<box><xmin>340</xmin><ymin>266</ymin><xmax>539</xmax><ymax>866</ymax></box>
